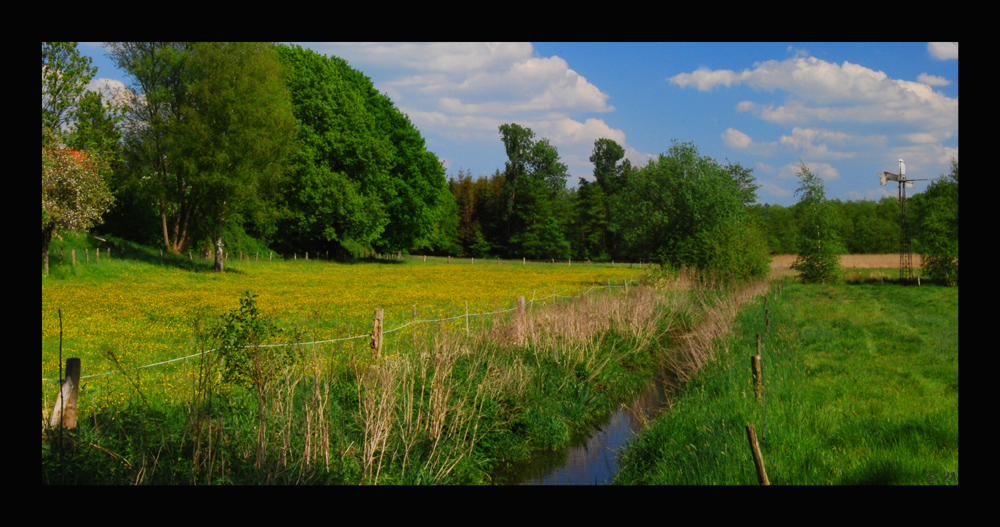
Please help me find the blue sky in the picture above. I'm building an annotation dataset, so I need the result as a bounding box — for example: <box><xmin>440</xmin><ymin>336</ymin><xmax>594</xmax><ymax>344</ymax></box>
<box><xmin>77</xmin><ymin>42</ymin><xmax>958</xmax><ymax>207</ymax></box>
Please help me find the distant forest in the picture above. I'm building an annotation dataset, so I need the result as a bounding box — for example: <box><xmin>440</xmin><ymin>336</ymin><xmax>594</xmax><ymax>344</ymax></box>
<box><xmin>44</xmin><ymin>42</ymin><xmax>958</xmax><ymax>281</ymax></box>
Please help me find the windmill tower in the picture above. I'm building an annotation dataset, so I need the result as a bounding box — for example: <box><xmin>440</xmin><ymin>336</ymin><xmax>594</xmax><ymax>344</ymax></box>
<box><xmin>879</xmin><ymin>159</ymin><xmax>929</xmax><ymax>282</ymax></box>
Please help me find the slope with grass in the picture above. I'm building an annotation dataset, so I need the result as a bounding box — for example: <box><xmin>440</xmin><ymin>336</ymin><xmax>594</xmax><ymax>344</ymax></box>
<box><xmin>614</xmin><ymin>278</ymin><xmax>958</xmax><ymax>485</ymax></box>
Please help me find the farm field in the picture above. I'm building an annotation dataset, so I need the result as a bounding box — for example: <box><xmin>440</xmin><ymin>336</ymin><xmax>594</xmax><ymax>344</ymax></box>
<box><xmin>614</xmin><ymin>276</ymin><xmax>958</xmax><ymax>485</ymax></box>
<box><xmin>42</xmin><ymin>253</ymin><xmax>644</xmax><ymax>418</ymax></box>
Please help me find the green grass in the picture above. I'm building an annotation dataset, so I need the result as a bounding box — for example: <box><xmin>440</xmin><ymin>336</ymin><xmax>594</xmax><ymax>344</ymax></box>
<box><xmin>42</xmin><ymin>238</ymin><xmax>673</xmax><ymax>485</ymax></box>
<box><xmin>614</xmin><ymin>278</ymin><xmax>958</xmax><ymax>485</ymax></box>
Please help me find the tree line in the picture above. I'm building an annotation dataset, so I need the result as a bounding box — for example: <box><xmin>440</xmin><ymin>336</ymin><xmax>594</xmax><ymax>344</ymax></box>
<box><xmin>43</xmin><ymin>42</ymin><xmax>957</xmax><ymax>283</ymax></box>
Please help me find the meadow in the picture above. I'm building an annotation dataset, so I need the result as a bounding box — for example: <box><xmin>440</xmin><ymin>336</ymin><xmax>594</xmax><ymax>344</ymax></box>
<box><xmin>613</xmin><ymin>272</ymin><xmax>958</xmax><ymax>485</ymax></box>
<box><xmin>42</xmin><ymin>245</ymin><xmax>643</xmax><ymax>415</ymax></box>
<box><xmin>42</xmin><ymin>238</ymin><xmax>672</xmax><ymax>484</ymax></box>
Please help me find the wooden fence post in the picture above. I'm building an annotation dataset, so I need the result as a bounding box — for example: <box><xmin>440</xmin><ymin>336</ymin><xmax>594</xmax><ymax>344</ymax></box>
<box><xmin>49</xmin><ymin>358</ymin><xmax>81</xmax><ymax>429</ymax></box>
<box><xmin>516</xmin><ymin>296</ymin><xmax>526</xmax><ymax>347</ymax></box>
<box><xmin>752</xmin><ymin>333</ymin><xmax>763</xmax><ymax>401</ymax></box>
<box><xmin>71</xmin><ymin>249</ymin><xmax>76</xmax><ymax>267</ymax></box>
<box><xmin>746</xmin><ymin>423</ymin><xmax>770</xmax><ymax>485</ymax></box>
<box><xmin>371</xmin><ymin>309</ymin><xmax>383</xmax><ymax>359</ymax></box>
<box><xmin>465</xmin><ymin>301</ymin><xmax>469</xmax><ymax>336</ymax></box>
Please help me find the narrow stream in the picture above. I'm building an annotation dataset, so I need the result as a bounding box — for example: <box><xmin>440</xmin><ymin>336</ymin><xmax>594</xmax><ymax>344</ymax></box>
<box><xmin>495</xmin><ymin>368</ymin><xmax>673</xmax><ymax>485</ymax></box>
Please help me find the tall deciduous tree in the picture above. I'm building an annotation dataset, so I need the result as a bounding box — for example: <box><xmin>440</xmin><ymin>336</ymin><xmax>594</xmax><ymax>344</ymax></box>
<box><xmin>615</xmin><ymin>140</ymin><xmax>768</xmax><ymax>281</ymax></box>
<box><xmin>497</xmin><ymin>123</ymin><xmax>571</xmax><ymax>259</ymax></box>
<box><xmin>107</xmin><ymin>42</ymin><xmax>295</xmax><ymax>270</ymax></box>
<box><xmin>42</xmin><ymin>42</ymin><xmax>97</xmax><ymax>143</ymax></box>
<box><xmin>791</xmin><ymin>162</ymin><xmax>842</xmax><ymax>283</ymax></box>
<box><xmin>106</xmin><ymin>42</ymin><xmax>193</xmax><ymax>254</ymax></box>
<box><xmin>176</xmin><ymin>42</ymin><xmax>296</xmax><ymax>271</ymax></box>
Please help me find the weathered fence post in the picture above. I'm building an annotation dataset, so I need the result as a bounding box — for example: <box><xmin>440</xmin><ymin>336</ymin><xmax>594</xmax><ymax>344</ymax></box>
<box><xmin>516</xmin><ymin>296</ymin><xmax>526</xmax><ymax>346</ymax></box>
<box><xmin>370</xmin><ymin>309</ymin><xmax>383</xmax><ymax>359</ymax></box>
<box><xmin>465</xmin><ymin>301</ymin><xmax>470</xmax><ymax>336</ymax></box>
<box><xmin>752</xmin><ymin>333</ymin><xmax>763</xmax><ymax>401</ymax></box>
<box><xmin>71</xmin><ymin>249</ymin><xmax>76</xmax><ymax>267</ymax></box>
<box><xmin>746</xmin><ymin>423</ymin><xmax>770</xmax><ymax>485</ymax></box>
<box><xmin>49</xmin><ymin>358</ymin><xmax>81</xmax><ymax>429</ymax></box>
<box><xmin>412</xmin><ymin>304</ymin><xmax>417</xmax><ymax>348</ymax></box>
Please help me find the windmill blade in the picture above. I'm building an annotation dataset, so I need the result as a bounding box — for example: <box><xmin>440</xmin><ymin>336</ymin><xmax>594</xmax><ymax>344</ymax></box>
<box><xmin>883</xmin><ymin>171</ymin><xmax>900</xmax><ymax>181</ymax></box>
<box><xmin>905</xmin><ymin>181</ymin><xmax>915</xmax><ymax>189</ymax></box>
<box><xmin>879</xmin><ymin>173</ymin><xmax>888</xmax><ymax>186</ymax></box>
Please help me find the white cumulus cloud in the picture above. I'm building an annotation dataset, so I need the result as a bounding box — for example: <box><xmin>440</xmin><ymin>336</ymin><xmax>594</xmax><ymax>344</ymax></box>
<box><xmin>722</xmin><ymin>128</ymin><xmax>753</xmax><ymax>148</ymax></box>
<box><xmin>928</xmin><ymin>42</ymin><xmax>958</xmax><ymax>60</ymax></box>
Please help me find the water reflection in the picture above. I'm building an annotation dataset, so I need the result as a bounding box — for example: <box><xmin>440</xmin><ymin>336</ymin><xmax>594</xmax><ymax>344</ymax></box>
<box><xmin>496</xmin><ymin>371</ymin><xmax>671</xmax><ymax>485</ymax></box>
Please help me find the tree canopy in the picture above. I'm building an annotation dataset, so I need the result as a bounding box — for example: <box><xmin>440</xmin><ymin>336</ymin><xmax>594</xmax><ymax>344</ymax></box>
<box><xmin>791</xmin><ymin>162</ymin><xmax>843</xmax><ymax>283</ymax></box>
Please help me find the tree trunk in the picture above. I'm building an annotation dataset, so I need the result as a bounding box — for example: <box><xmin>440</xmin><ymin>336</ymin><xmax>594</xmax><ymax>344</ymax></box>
<box><xmin>214</xmin><ymin>235</ymin><xmax>224</xmax><ymax>272</ymax></box>
<box><xmin>42</xmin><ymin>223</ymin><xmax>54</xmax><ymax>272</ymax></box>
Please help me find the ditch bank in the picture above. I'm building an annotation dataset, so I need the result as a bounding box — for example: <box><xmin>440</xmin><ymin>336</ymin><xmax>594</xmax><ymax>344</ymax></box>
<box><xmin>491</xmin><ymin>278</ymin><xmax>772</xmax><ymax>485</ymax></box>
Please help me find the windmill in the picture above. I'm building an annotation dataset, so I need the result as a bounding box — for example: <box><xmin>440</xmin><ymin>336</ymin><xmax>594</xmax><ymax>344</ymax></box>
<box><xmin>879</xmin><ymin>159</ymin><xmax>930</xmax><ymax>282</ymax></box>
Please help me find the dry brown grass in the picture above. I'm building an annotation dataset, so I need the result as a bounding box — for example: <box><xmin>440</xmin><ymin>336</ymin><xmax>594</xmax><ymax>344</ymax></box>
<box><xmin>770</xmin><ymin>254</ymin><xmax>919</xmax><ymax>269</ymax></box>
<box><xmin>663</xmin><ymin>279</ymin><xmax>771</xmax><ymax>384</ymax></box>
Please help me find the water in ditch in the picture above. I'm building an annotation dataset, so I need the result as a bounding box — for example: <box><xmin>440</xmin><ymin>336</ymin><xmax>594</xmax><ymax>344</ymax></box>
<box><xmin>493</xmin><ymin>368</ymin><xmax>673</xmax><ymax>485</ymax></box>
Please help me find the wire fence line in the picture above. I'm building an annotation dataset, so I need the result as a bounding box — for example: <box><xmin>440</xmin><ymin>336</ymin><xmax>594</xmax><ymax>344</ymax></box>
<box><xmin>754</xmin><ymin>278</ymin><xmax>787</xmax><ymax>485</ymax></box>
<box><xmin>42</xmin><ymin>278</ymin><xmax>638</xmax><ymax>383</ymax></box>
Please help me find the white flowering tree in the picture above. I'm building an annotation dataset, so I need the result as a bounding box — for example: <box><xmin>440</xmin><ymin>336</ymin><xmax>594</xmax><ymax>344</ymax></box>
<box><xmin>42</xmin><ymin>136</ymin><xmax>114</xmax><ymax>272</ymax></box>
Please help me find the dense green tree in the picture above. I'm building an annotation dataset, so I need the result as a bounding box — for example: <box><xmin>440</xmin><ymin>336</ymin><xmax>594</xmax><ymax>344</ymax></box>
<box><xmin>615</xmin><ymin>140</ymin><xmax>769</xmax><ymax>280</ymax></box>
<box><xmin>176</xmin><ymin>42</ymin><xmax>296</xmax><ymax>271</ymax></box>
<box><xmin>570</xmin><ymin>178</ymin><xmax>609</xmax><ymax>261</ymax></box>
<box><xmin>588</xmin><ymin>138</ymin><xmax>635</xmax><ymax>260</ymax></box>
<box><xmin>105</xmin><ymin>42</ymin><xmax>198</xmax><ymax>253</ymax></box>
<box><xmin>272</xmin><ymin>44</ymin><xmax>446</xmax><ymax>257</ymax></box>
<box><xmin>497</xmin><ymin>124</ymin><xmax>572</xmax><ymax>259</ymax></box>
<box><xmin>107</xmin><ymin>42</ymin><xmax>295</xmax><ymax>269</ymax></box>
<box><xmin>911</xmin><ymin>159</ymin><xmax>958</xmax><ymax>284</ymax></box>
<box><xmin>590</xmin><ymin>138</ymin><xmax>628</xmax><ymax>197</ymax></box>
<box><xmin>791</xmin><ymin>162</ymin><xmax>842</xmax><ymax>283</ymax></box>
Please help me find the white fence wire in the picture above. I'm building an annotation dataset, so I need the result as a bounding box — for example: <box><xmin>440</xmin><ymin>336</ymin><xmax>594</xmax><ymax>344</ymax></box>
<box><xmin>42</xmin><ymin>279</ymin><xmax>636</xmax><ymax>383</ymax></box>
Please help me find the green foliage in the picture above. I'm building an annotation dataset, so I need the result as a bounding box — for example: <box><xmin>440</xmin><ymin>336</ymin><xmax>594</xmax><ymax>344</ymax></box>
<box><xmin>42</xmin><ymin>42</ymin><xmax>98</xmax><ymax>139</ymax></box>
<box><xmin>791</xmin><ymin>162</ymin><xmax>843</xmax><ymax>283</ymax></box>
<box><xmin>615</xmin><ymin>140</ymin><xmax>769</xmax><ymax>281</ymax></box>
<box><xmin>211</xmin><ymin>292</ymin><xmax>287</xmax><ymax>392</ymax></box>
<box><xmin>496</xmin><ymin>123</ymin><xmax>572</xmax><ymax>259</ymax></box>
<box><xmin>912</xmin><ymin>160</ymin><xmax>958</xmax><ymax>284</ymax></box>
<box><xmin>273</xmin><ymin>44</ymin><xmax>447</xmax><ymax>257</ymax></box>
